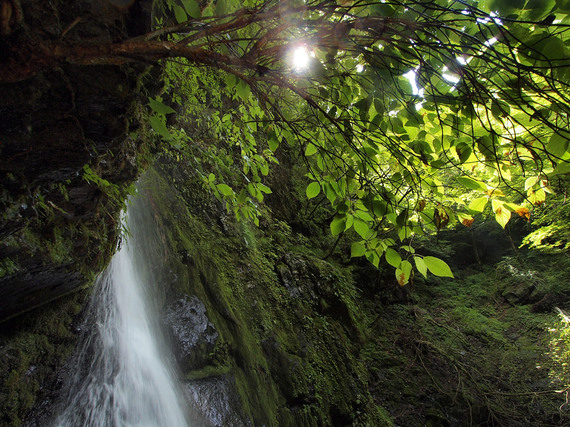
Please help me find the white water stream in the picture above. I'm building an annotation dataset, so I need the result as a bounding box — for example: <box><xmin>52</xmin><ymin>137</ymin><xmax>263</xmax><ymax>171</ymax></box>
<box><xmin>55</xmin><ymin>193</ymin><xmax>190</xmax><ymax>426</ymax></box>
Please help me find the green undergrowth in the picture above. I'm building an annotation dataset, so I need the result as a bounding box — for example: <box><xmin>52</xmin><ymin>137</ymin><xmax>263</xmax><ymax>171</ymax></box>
<box><xmin>360</xmin><ymin>255</ymin><xmax>570</xmax><ymax>426</ymax></box>
<box><xmin>132</xmin><ymin>153</ymin><xmax>570</xmax><ymax>426</ymax></box>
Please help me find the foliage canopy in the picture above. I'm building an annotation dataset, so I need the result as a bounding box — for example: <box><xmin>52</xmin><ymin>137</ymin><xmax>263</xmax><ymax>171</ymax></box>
<box><xmin>7</xmin><ymin>0</ymin><xmax>568</xmax><ymax>280</ymax></box>
<box><xmin>140</xmin><ymin>0</ymin><xmax>570</xmax><ymax>282</ymax></box>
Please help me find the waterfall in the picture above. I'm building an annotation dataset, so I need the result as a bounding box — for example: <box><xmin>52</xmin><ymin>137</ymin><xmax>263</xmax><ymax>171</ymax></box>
<box><xmin>54</xmin><ymin>190</ymin><xmax>190</xmax><ymax>427</ymax></box>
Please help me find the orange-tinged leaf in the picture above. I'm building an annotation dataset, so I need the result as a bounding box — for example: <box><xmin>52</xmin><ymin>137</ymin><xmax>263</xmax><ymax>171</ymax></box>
<box><xmin>515</xmin><ymin>207</ymin><xmax>530</xmax><ymax>220</ymax></box>
<box><xmin>417</xmin><ymin>200</ymin><xmax>426</xmax><ymax>212</ymax></box>
<box><xmin>486</xmin><ymin>188</ymin><xmax>505</xmax><ymax>197</ymax></box>
<box><xmin>458</xmin><ymin>213</ymin><xmax>474</xmax><ymax>227</ymax></box>
<box><xmin>397</xmin><ymin>271</ymin><xmax>406</xmax><ymax>286</ymax></box>
<box><xmin>396</xmin><ymin>260</ymin><xmax>412</xmax><ymax>286</ymax></box>
<box><xmin>528</xmin><ymin>188</ymin><xmax>546</xmax><ymax>206</ymax></box>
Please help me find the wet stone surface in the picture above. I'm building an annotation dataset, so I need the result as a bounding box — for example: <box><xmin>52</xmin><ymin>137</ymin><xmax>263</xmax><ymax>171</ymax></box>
<box><xmin>185</xmin><ymin>375</ymin><xmax>251</xmax><ymax>427</ymax></box>
<box><xmin>164</xmin><ymin>295</ymin><xmax>218</xmax><ymax>370</ymax></box>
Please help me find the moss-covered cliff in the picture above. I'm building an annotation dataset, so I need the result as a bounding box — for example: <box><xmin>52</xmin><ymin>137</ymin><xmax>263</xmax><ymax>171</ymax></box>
<box><xmin>140</xmin><ymin>165</ymin><xmax>392</xmax><ymax>425</ymax></box>
<box><xmin>3</xmin><ymin>147</ymin><xmax>570</xmax><ymax>426</ymax></box>
<box><xmin>130</xmin><ymin>158</ymin><xmax>570</xmax><ymax>426</ymax></box>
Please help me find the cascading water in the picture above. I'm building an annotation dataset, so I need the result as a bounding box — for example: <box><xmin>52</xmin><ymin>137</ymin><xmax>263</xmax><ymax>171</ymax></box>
<box><xmin>54</xmin><ymin>190</ymin><xmax>190</xmax><ymax>427</ymax></box>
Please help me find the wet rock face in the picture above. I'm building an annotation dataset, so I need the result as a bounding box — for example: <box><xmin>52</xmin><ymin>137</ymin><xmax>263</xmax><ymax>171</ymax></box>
<box><xmin>185</xmin><ymin>375</ymin><xmax>251</xmax><ymax>427</ymax></box>
<box><xmin>0</xmin><ymin>0</ymin><xmax>154</xmax><ymax>322</ymax></box>
<box><xmin>164</xmin><ymin>296</ymin><xmax>219</xmax><ymax>370</ymax></box>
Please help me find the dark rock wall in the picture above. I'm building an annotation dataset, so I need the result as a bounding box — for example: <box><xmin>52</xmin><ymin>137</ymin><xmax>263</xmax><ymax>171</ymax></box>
<box><xmin>0</xmin><ymin>0</ymin><xmax>153</xmax><ymax>322</ymax></box>
<box><xmin>0</xmin><ymin>1</ymin><xmax>154</xmax><ymax>423</ymax></box>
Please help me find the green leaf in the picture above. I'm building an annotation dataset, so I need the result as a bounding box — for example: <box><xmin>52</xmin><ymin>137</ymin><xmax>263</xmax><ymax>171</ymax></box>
<box><xmin>149</xmin><ymin>98</ymin><xmax>176</xmax><ymax>115</ymax></box>
<box><xmin>456</xmin><ymin>143</ymin><xmax>472</xmax><ymax>164</ymax></box>
<box><xmin>524</xmin><ymin>176</ymin><xmax>539</xmax><ymax>191</ymax></box>
<box><xmin>456</xmin><ymin>176</ymin><xmax>487</xmax><ymax>192</ymax></box>
<box><xmin>345</xmin><ymin>213</ymin><xmax>354</xmax><ymax>231</ymax></box>
<box><xmin>468</xmin><ymin>197</ymin><xmax>488</xmax><ymax>214</ymax></box>
<box><xmin>528</xmin><ymin>187</ymin><xmax>546</xmax><ymax>205</ymax></box>
<box><xmin>547</xmin><ymin>132</ymin><xmax>569</xmax><ymax>158</ymax></box>
<box><xmin>366</xmin><ymin>250</ymin><xmax>380</xmax><ymax>268</ymax></box>
<box><xmin>423</xmin><ymin>256</ymin><xmax>454</xmax><ymax>278</ymax></box>
<box><xmin>202</xmin><ymin>5</ymin><xmax>214</xmax><ymax>16</ymax></box>
<box><xmin>217</xmin><ymin>184</ymin><xmax>234</xmax><ymax>197</ymax></box>
<box><xmin>396</xmin><ymin>260</ymin><xmax>413</xmax><ymax>286</ymax></box>
<box><xmin>224</xmin><ymin>73</ymin><xmax>237</xmax><ymax>89</ymax></box>
<box><xmin>215</xmin><ymin>0</ymin><xmax>229</xmax><ymax>15</ymax></box>
<box><xmin>173</xmin><ymin>5</ymin><xmax>188</xmax><ymax>23</ymax></box>
<box><xmin>354</xmin><ymin>209</ymin><xmax>373</xmax><ymax>221</ymax></box>
<box><xmin>268</xmin><ymin>133</ymin><xmax>279</xmax><ymax>152</ymax></box>
<box><xmin>149</xmin><ymin>116</ymin><xmax>171</xmax><ymax>139</ymax></box>
<box><xmin>258</xmin><ymin>183</ymin><xmax>272</xmax><ymax>194</ymax></box>
<box><xmin>385</xmin><ymin>248</ymin><xmax>401</xmax><ymax>268</ymax></box>
<box><xmin>237</xmin><ymin>189</ymin><xmax>247</xmax><ymax>204</ymax></box>
<box><xmin>181</xmin><ymin>0</ymin><xmax>201</xmax><ymax>18</ymax></box>
<box><xmin>306</xmin><ymin>182</ymin><xmax>321</xmax><ymax>199</ymax></box>
<box><xmin>330</xmin><ymin>215</ymin><xmax>346</xmax><ymax>236</ymax></box>
<box><xmin>236</xmin><ymin>79</ymin><xmax>251</xmax><ymax>102</ymax></box>
<box><xmin>351</xmin><ymin>242</ymin><xmax>366</xmax><ymax>257</ymax></box>
<box><xmin>305</xmin><ymin>143</ymin><xmax>318</xmax><ymax>156</ymax></box>
<box><xmin>414</xmin><ymin>257</ymin><xmax>428</xmax><ymax>278</ymax></box>
<box><xmin>353</xmin><ymin>218</ymin><xmax>370</xmax><ymax>239</ymax></box>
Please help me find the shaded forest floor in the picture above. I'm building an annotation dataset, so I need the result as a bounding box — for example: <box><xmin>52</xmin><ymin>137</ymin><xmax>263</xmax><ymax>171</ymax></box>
<box><xmin>358</xmin><ymin>251</ymin><xmax>570</xmax><ymax>426</ymax></box>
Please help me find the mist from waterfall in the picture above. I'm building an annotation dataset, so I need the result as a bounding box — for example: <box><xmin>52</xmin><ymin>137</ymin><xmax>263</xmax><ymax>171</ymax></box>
<box><xmin>54</xmin><ymin>191</ymin><xmax>190</xmax><ymax>427</ymax></box>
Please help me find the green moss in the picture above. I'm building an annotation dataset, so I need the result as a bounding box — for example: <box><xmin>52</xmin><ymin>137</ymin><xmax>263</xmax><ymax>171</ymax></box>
<box><xmin>450</xmin><ymin>306</ymin><xmax>507</xmax><ymax>344</ymax></box>
<box><xmin>0</xmin><ymin>288</ymin><xmax>88</xmax><ymax>426</ymax></box>
<box><xmin>185</xmin><ymin>364</ymin><xmax>231</xmax><ymax>380</ymax></box>
<box><xmin>0</xmin><ymin>258</ymin><xmax>19</xmax><ymax>278</ymax></box>
<box><xmin>140</xmin><ymin>166</ymin><xmax>392</xmax><ymax>426</ymax></box>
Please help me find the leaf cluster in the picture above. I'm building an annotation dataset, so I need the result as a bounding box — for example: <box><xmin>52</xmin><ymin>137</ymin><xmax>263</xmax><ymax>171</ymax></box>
<box><xmin>146</xmin><ymin>0</ymin><xmax>570</xmax><ymax>278</ymax></box>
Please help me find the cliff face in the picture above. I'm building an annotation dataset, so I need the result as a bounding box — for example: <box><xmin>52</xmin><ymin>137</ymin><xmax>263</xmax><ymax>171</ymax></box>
<box><xmin>0</xmin><ymin>0</ymin><xmax>154</xmax><ymax>322</ymax></box>
<box><xmin>0</xmin><ymin>2</ymin><xmax>154</xmax><ymax>423</ymax></box>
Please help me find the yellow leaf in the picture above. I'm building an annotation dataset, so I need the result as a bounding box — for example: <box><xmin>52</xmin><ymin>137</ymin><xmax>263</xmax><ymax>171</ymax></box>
<box><xmin>491</xmin><ymin>199</ymin><xmax>511</xmax><ymax>228</ymax></box>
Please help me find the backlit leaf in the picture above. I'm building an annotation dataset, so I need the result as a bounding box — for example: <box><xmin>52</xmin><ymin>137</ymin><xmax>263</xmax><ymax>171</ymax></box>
<box><xmin>217</xmin><ymin>184</ymin><xmax>234</xmax><ymax>197</ymax></box>
<box><xmin>396</xmin><ymin>260</ymin><xmax>413</xmax><ymax>286</ymax></box>
<box><xmin>305</xmin><ymin>143</ymin><xmax>318</xmax><ymax>156</ymax></box>
<box><xmin>306</xmin><ymin>182</ymin><xmax>321</xmax><ymax>199</ymax></box>
<box><xmin>423</xmin><ymin>256</ymin><xmax>454</xmax><ymax>278</ymax></box>
<box><xmin>385</xmin><ymin>248</ymin><xmax>401</xmax><ymax>268</ymax></box>
<box><xmin>351</xmin><ymin>242</ymin><xmax>366</xmax><ymax>257</ymax></box>
<box><xmin>492</xmin><ymin>199</ymin><xmax>511</xmax><ymax>228</ymax></box>
<box><xmin>468</xmin><ymin>197</ymin><xmax>488</xmax><ymax>214</ymax></box>
<box><xmin>353</xmin><ymin>218</ymin><xmax>370</xmax><ymax>239</ymax></box>
<box><xmin>330</xmin><ymin>215</ymin><xmax>346</xmax><ymax>236</ymax></box>
<box><xmin>456</xmin><ymin>176</ymin><xmax>487</xmax><ymax>192</ymax></box>
<box><xmin>458</xmin><ymin>213</ymin><xmax>474</xmax><ymax>227</ymax></box>
<box><xmin>415</xmin><ymin>257</ymin><xmax>428</xmax><ymax>278</ymax></box>
<box><xmin>547</xmin><ymin>132</ymin><xmax>569</xmax><ymax>158</ymax></box>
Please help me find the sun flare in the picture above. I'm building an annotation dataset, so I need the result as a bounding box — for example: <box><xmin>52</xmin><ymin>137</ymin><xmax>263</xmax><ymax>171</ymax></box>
<box><xmin>290</xmin><ymin>45</ymin><xmax>312</xmax><ymax>71</ymax></box>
